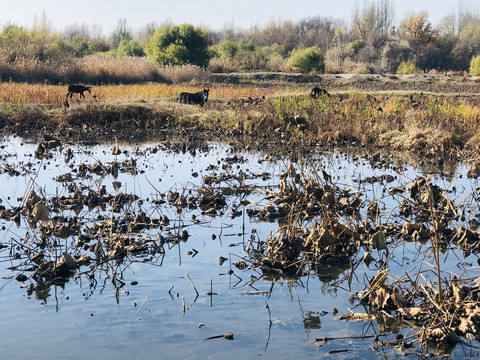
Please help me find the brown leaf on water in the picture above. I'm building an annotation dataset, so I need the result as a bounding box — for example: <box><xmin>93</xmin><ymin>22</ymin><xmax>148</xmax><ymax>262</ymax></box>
<box><xmin>397</xmin><ymin>307</ymin><xmax>430</xmax><ymax>325</ymax></box>
<box><xmin>350</xmin><ymin>197</ymin><xmax>362</xmax><ymax>209</ymax></box>
<box><xmin>332</xmin><ymin>222</ymin><xmax>354</xmax><ymax>239</ymax></box>
<box><xmin>335</xmin><ymin>312</ymin><xmax>375</xmax><ymax>322</ymax></box>
<box><xmin>112</xmin><ymin>181</ymin><xmax>122</xmax><ymax>192</ymax></box>
<box><xmin>391</xmin><ymin>291</ymin><xmax>410</xmax><ymax>309</ymax></box>
<box><xmin>224</xmin><ymin>333</ymin><xmax>234</xmax><ymax>340</ymax></box>
<box><xmin>75</xmin><ymin>254</ymin><xmax>91</xmax><ymax>265</ymax></box>
<box><xmin>31</xmin><ymin>251</ymin><xmax>44</xmax><ymax>265</ymax></box>
<box><xmin>321</xmin><ymin>169</ymin><xmax>331</xmax><ymax>182</ymax></box>
<box><xmin>287</xmin><ymin>163</ymin><xmax>296</xmax><ymax>178</ymax></box>
<box><xmin>367</xmin><ymin>201</ymin><xmax>379</xmax><ymax>220</ymax></box>
<box><xmin>401</xmin><ymin>307</ymin><xmax>426</xmax><ymax>319</ymax></box>
<box><xmin>26</xmin><ymin>190</ymin><xmax>41</xmax><ymax>211</ymax></box>
<box><xmin>32</xmin><ymin>201</ymin><xmax>49</xmax><ymax>221</ymax></box>
<box><xmin>426</xmin><ymin>326</ymin><xmax>459</xmax><ymax>344</ymax></box>
<box><xmin>388</xmin><ymin>186</ymin><xmax>403</xmax><ymax>195</ymax></box>
<box><xmin>321</xmin><ymin>190</ymin><xmax>336</xmax><ymax>206</ymax></box>
<box><xmin>370</xmin><ymin>230</ymin><xmax>386</xmax><ymax>250</ymax></box>
<box><xmin>373</xmin><ymin>286</ymin><xmax>390</xmax><ymax>309</ymax></box>
<box><xmin>60</xmin><ymin>252</ymin><xmax>77</xmax><ymax>269</ymax></box>
<box><xmin>409</xmin><ymin>178</ymin><xmax>425</xmax><ymax>199</ymax></box>
<box><xmin>46</xmin><ymin>139</ymin><xmax>61</xmax><ymax>150</ymax></box>
<box><xmin>73</xmin><ymin>190</ymin><xmax>82</xmax><ymax>200</ymax></box>
<box><xmin>363</xmin><ymin>251</ymin><xmax>375</xmax><ymax>265</ymax></box>
<box><xmin>305</xmin><ymin>226</ymin><xmax>340</xmax><ymax>248</ymax></box>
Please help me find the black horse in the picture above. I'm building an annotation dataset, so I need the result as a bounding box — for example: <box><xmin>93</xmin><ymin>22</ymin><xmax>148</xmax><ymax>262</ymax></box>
<box><xmin>178</xmin><ymin>88</ymin><xmax>209</xmax><ymax>106</ymax></box>
<box><xmin>66</xmin><ymin>84</ymin><xmax>92</xmax><ymax>101</ymax></box>
<box><xmin>310</xmin><ymin>87</ymin><xmax>330</xmax><ymax>98</ymax></box>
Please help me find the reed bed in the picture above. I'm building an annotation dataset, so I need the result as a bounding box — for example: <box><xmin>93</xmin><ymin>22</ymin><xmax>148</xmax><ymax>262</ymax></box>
<box><xmin>0</xmin><ymin>82</ymin><xmax>285</xmax><ymax>104</ymax></box>
<box><xmin>0</xmin><ymin>54</ymin><xmax>210</xmax><ymax>85</ymax></box>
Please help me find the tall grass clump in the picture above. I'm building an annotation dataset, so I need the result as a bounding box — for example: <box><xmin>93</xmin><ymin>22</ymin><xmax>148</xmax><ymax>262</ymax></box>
<box><xmin>65</xmin><ymin>56</ymin><xmax>209</xmax><ymax>84</ymax></box>
<box><xmin>209</xmin><ymin>57</ymin><xmax>237</xmax><ymax>73</ymax></box>
<box><xmin>469</xmin><ymin>55</ymin><xmax>480</xmax><ymax>76</ymax></box>
<box><xmin>157</xmin><ymin>64</ymin><xmax>209</xmax><ymax>83</ymax></box>
<box><xmin>396</xmin><ymin>60</ymin><xmax>418</xmax><ymax>74</ymax></box>
<box><xmin>0</xmin><ymin>51</ymin><xmax>61</xmax><ymax>83</ymax></box>
<box><xmin>0</xmin><ymin>53</ymin><xmax>209</xmax><ymax>85</ymax></box>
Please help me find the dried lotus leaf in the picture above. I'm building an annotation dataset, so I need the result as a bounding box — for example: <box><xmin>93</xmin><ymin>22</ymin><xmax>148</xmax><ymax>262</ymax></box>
<box><xmin>335</xmin><ymin>312</ymin><xmax>375</xmax><ymax>322</ymax></box>
<box><xmin>370</xmin><ymin>230</ymin><xmax>386</xmax><ymax>250</ymax></box>
<box><xmin>32</xmin><ymin>201</ymin><xmax>49</xmax><ymax>221</ymax></box>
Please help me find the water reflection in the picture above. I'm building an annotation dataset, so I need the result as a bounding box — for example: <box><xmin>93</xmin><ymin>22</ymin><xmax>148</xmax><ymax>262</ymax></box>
<box><xmin>0</xmin><ymin>135</ymin><xmax>479</xmax><ymax>358</ymax></box>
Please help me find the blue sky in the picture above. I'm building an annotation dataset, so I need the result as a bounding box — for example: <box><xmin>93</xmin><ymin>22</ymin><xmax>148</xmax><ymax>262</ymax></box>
<box><xmin>0</xmin><ymin>0</ymin><xmax>472</xmax><ymax>34</ymax></box>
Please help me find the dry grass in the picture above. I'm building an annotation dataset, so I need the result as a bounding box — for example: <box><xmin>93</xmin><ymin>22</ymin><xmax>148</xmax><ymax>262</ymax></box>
<box><xmin>2</xmin><ymin>80</ymin><xmax>480</xmax><ymax>162</ymax></box>
<box><xmin>0</xmin><ymin>83</ymin><xmax>64</xmax><ymax>104</ymax></box>
<box><xmin>325</xmin><ymin>59</ymin><xmax>370</xmax><ymax>74</ymax></box>
<box><xmin>0</xmin><ymin>82</ymin><xmax>286</xmax><ymax>104</ymax></box>
<box><xmin>0</xmin><ymin>54</ymin><xmax>209</xmax><ymax>85</ymax></box>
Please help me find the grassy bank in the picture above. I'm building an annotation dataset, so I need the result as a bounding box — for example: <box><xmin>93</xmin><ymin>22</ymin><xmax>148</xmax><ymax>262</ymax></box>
<box><xmin>1</xmin><ymin>80</ymin><xmax>480</xmax><ymax>166</ymax></box>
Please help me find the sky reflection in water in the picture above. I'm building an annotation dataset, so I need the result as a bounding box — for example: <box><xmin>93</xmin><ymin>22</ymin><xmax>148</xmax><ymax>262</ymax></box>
<box><xmin>0</xmin><ymin>136</ymin><xmax>478</xmax><ymax>359</ymax></box>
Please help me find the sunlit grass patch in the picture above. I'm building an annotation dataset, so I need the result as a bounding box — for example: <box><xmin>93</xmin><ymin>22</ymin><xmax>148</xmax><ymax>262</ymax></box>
<box><xmin>0</xmin><ymin>82</ymin><xmax>287</xmax><ymax>105</ymax></box>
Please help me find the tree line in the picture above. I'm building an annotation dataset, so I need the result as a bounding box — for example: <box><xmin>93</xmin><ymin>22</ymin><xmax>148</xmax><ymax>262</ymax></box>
<box><xmin>2</xmin><ymin>0</ymin><xmax>480</xmax><ymax>82</ymax></box>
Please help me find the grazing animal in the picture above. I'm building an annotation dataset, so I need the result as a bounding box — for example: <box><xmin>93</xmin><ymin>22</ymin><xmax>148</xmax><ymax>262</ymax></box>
<box><xmin>310</xmin><ymin>87</ymin><xmax>330</xmax><ymax>98</ymax></box>
<box><xmin>66</xmin><ymin>84</ymin><xmax>92</xmax><ymax>101</ymax></box>
<box><xmin>178</xmin><ymin>88</ymin><xmax>209</xmax><ymax>106</ymax></box>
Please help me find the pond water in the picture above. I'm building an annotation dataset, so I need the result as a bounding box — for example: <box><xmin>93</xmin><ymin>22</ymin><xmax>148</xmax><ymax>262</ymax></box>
<box><xmin>0</xmin><ymin>135</ymin><xmax>479</xmax><ymax>359</ymax></box>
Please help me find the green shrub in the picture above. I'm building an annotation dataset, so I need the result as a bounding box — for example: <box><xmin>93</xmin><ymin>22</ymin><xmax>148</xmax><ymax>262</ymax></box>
<box><xmin>396</xmin><ymin>60</ymin><xmax>417</xmax><ymax>74</ymax></box>
<box><xmin>214</xmin><ymin>36</ymin><xmax>240</xmax><ymax>59</ymax></box>
<box><xmin>470</xmin><ymin>55</ymin><xmax>480</xmax><ymax>76</ymax></box>
<box><xmin>146</xmin><ymin>23</ymin><xmax>211</xmax><ymax>67</ymax></box>
<box><xmin>288</xmin><ymin>46</ymin><xmax>325</xmax><ymax>73</ymax></box>
<box><xmin>117</xmin><ymin>40</ymin><xmax>145</xmax><ymax>57</ymax></box>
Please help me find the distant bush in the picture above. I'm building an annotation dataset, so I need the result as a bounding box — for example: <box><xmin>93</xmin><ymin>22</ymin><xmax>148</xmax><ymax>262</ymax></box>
<box><xmin>117</xmin><ymin>40</ymin><xmax>145</xmax><ymax>57</ymax></box>
<box><xmin>470</xmin><ymin>55</ymin><xmax>480</xmax><ymax>76</ymax></box>
<box><xmin>214</xmin><ymin>36</ymin><xmax>241</xmax><ymax>59</ymax></box>
<box><xmin>288</xmin><ymin>46</ymin><xmax>325</xmax><ymax>73</ymax></box>
<box><xmin>211</xmin><ymin>38</ymin><xmax>275</xmax><ymax>71</ymax></box>
<box><xmin>259</xmin><ymin>45</ymin><xmax>288</xmax><ymax>71</ymax></box>
<box><xmin>146</xmin><ymin>23</ymin><xmax>212</xmax><ymax>67</ymax></box>
<box><xmin>396</xmin><ymin>60</ymin><xmax>418</xmax><ymax>74</ymax></box>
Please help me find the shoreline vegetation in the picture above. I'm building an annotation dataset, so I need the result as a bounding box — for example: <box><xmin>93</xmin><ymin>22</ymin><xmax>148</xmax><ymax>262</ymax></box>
<box><xmin>2</xmin><ymin>72</ymin><xmax>480</xmax><ymax>171</ymax></box>
<box><xmin>4</xmin><ymin>5</ymin><xmax>480</xmax><ymax>353</ymax></box>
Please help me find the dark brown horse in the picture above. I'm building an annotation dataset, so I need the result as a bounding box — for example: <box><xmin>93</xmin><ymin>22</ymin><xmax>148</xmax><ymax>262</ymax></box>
<box><xmin>178</xmin><ymin>88</ymin><xmax>209</xmax><ymax>106</ymax></box>
<box><xmin>66</xmin><ymin>84</ymin><xmax>92</xmax><ymax>101</ymax></box>
<box><xmin>310</xmin><ymin>87</ymin><xmax>330</xmax><ymax>98</ymax></box>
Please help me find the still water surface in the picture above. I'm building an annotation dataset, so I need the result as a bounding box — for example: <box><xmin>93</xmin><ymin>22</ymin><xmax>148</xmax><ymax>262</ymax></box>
<box><xmin>0</xmin><ymin>136</ymin><xmax>479</xmax><ymax>359</ymax></box>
